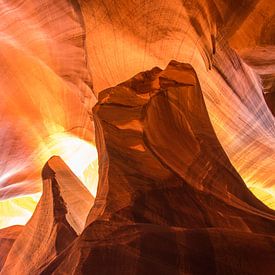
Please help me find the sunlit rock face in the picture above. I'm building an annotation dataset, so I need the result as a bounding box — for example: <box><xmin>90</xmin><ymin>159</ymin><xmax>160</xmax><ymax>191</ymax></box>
<box><xmin>79</xmin><ymin>0</ymin><xmax>275</xmax><ymax>208</ymax></box>
<box><xmin>1</xmin><ymin>156</ymin><xmax>93</xmax><ymax>275</ymax></box>
<box><xmin>42</xmin><ymin>61</ymin><xmax>275</xmax><ymax>275</ymax></box>
<box><xmin>0</xmin><ymin>0</ymin><xmax>98</xmax><ymax>228</ymax></box>
<box><xmin>0</xmin><ymin>0</ymin><xmax>274</xmax><ymax>229</ymax></box>
<box><xmin>0</xmin><ymin>0</ymin><xmax>275</xmax><ymax>273</ymax></box>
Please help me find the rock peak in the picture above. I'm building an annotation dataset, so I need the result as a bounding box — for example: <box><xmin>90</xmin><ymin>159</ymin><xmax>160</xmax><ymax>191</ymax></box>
<box><xmin>1</xmin><ymin>155</ymin><xmax>94</xmax><ymax>275</ymax></box>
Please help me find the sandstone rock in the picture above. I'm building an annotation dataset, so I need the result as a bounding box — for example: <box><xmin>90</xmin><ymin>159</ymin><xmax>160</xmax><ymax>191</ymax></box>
<box><xmin>0</xmin><ymin>225</ymin><xmax>23</xmax><ymax>271</ymax></box>
<box><xmin>1</xmin><ymin>156</ymin><xmax>94</xmax><ymax>275</ymax></box>
<box><xmin>42</xmin><ymin>62</ymin><xmax>275</xmax><ymax>275</ymax></box>
<box><xmin>0</xmin><ymin>1</ymin><xmax>274</xmax><ymax>274</ymax></box>
<box><xmin>78</xmin><ymin>0</ymin><xmax>275</xmax><ymax>207</ymax></box>
<box><xmin>1</xmin><ymin>0</ymin><xmax>275</xmax><ymax>225</ymax></box>
<box><xmin>0</xmin><ymin>0</ymin><xmax>95</xmax><ymax>203</ymax></box>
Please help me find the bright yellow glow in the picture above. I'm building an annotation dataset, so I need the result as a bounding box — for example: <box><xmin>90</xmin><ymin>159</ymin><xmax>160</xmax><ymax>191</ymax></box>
<box><xmin>249</xmin><ymin>186</ymin><xmax>275</xmax><ymax>210</ymax></box>
<box><xmin>242</xmin><ymin>174</ymin><xmax>275</xmax><ymax>210</ymax></box>
<box><xmin>0</xmin><ymin>193</ymin><xmax>41</xmax><ymax>229</ymax></box>
<box><xmin>0</xmin><ymin>132</ymin><xmax>98</xmax><ymax>229</ymax></box>
<box><xmin>38</xmin><ymin>132</ymin><xmax>99</xmax><ymax>197</ymax></box>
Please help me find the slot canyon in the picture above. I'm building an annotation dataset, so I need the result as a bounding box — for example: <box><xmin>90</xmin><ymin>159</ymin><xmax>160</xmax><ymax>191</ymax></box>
<box><xmin>0</xmin><ymin>0</ymin><xmax>274</xmax><ymax>274</ymax></box>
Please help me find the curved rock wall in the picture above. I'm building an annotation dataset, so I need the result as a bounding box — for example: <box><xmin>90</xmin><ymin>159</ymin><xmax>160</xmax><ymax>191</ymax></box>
<box><xmin>79</xmin><ymin>0</ymin><xmax>275</xmax><ymax>208</ymax></box>
<box><xmin>41</xmin><ymin>61</ymin><xmax>275</xmax><ymax>275</ymax></box>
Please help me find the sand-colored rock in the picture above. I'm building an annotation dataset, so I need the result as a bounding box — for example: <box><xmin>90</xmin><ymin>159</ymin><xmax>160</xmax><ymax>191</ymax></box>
<box><xmin>1</xmin><ymin>156</ymin><xmax>94</xmax><ymax>275</ymax></box>
<box><xmin>0</xmin><ymin>225</ymin><xmax>23</xmax><ymax>271</ymax></box>
<box><xmin>0</xmin><ymin>1</ymin><xmax>274</xmax><ymax>273</ymax></box>
<box><xmin>1</xmin><ymin>0</ymin><xmax>275</xmax><ymax>227</ymax></box>
<box><xmin>42</xmin><ymin>62</ymin><xmax>275</xmax><ymax>275</ymax></box>
<box><xmin>78</xmin><ymin>0</ymin><xmax>275</xmax><ymax>208</ymax></box>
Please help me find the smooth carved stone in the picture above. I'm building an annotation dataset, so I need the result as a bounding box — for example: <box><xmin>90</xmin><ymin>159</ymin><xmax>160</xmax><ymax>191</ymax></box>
<box><xmin>0</xmin><ymin>225</ymin><xmax>23</xmax><ymax>271</ymax></box>
<box><xmin>79</xmin><ymin>0</ymin><xmax>275</xmax><ymax>208</ymax></box>
<box><xmin>42</xmin><ymin>62</ymin><xmax>275</xmax><ymax>275</ymax></box>
<box><xmin>0</xmin><ymin>0</ymin><xmax>95</xmax><ymax>202</ymax></box>
<box><xmin>1</xmin><ymin>156</ymin><xmax>94</xmax><ymax>275</ymax></box>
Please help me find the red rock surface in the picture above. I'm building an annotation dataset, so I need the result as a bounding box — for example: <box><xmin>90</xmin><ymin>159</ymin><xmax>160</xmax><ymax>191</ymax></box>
<box><xmin>1</xmin><ymin>0</ymin><xmax>275</xmax><ymax>226</ymax></box>
<box><xmin>0</xmin><ymin>225</ymin><xmax>23</xmax><ymax>271</ymax></box>
<box><xmin>0</xmin><ymin>1</ymin><xmax>274</xmax><ymax>274</ymax></box>
<box><xmin>41</xmin><ymin>61</ymin><xmax>275</xmax><ymax>275</ymax></box>
<box><xmin>1</xmin><ymin>156</ymin><xmax>94</xmax><ymax>275</ymax></box>
<box><xmin>79</xmin><ymin>0</ymin><xmax>275</xmax><ymax>208</ymax></box>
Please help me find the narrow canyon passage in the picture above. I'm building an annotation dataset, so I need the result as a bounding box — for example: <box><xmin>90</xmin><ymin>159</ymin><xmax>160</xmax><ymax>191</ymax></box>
<box><xmin>0</xmin><ymin>0</ymin><xmax>274</xmax><ymax>274</ymax></box>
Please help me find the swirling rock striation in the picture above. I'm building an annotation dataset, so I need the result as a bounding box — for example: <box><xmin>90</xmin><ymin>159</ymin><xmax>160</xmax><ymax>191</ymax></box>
<box><xmin>42</xmin><ymin>61</ymin><xmax>275</xmax><ymax>275</ymax></box>
<box><xmin>78</xmin><ymin>0</ymin><xmax>275</xmax><ymax>208</ymax></box>
<box><xmin>0</xmin><ymin>0</ymin><xmax>96</xmax><ymax>202</ymax></box>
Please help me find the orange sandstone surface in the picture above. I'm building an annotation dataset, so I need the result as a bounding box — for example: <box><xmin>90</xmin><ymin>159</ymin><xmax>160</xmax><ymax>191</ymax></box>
<box><xmin>40</xmin><ymin>61</ymin><xmax>275</xmax><ymax>275</ymax></box>
<box><xmin>0</xmin><ymin>0</ymin><xmax>275</xmax><ymax>274</ymax></box>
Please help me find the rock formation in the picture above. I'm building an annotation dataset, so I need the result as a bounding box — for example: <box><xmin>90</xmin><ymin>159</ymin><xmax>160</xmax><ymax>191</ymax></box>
<box><xmin>0</xmin><ymin>225</ymin><xmax>23</xmax><ymax>271</ymax></box>
<box><xmin>78</xmin><ymin>0</ymin><xmax>275</xmax><ymax>208</ymax></box>
<box><xmin>41</xmin><ymin>61</ymin><xmax>275</xmax><ymax>275</ymax></box>
<box><xmin>0</xmin><ymin>0</ymin><xmax>274</xmax><ymax>274</ymax></box>
<box><xmin>1</xmin><ymin>0</ymin><xmax>275</xmax><ymax>226</ymax></box>
<box><xmin>1</xmin><ymin>156</ymin><xmax>94</xmax><ymax>275</ymax></box>
<box><xmin>0</xmin><ymin>0</ymin><xmax>96</xmax><ymax>203</ymax></box>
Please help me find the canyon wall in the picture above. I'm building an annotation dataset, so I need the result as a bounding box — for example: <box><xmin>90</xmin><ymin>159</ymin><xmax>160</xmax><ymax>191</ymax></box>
<box><xmin>0</xmin><ymin>0</ymin><xmax>96</xmax><ymax>202</ymax></box>
<box><xmin>79</xmin><ymin>0</ymin><xmax>275</xmax><ymax>208</ymax></box>
<box><xmin>0</xmin><ymin>0</ymin><xmax>275</xmax><ymax>274</ymax></box>
<box><xmin>0</xmin><ymin>225</ymin><xmax>23</xmax><ymax>271</ymax></box>
<box><xmin>40</xmin><ymin>61</ymin><xmax>275</xmax><ymax>275</ymax></box>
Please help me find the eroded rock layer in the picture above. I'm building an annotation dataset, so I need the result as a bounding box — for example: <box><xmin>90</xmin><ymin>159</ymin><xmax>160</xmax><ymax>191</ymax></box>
<box><xmin>42</xmin><ymin>62</ymin><xmax>275</xmax><ymax>275</ymax></box>
<box><xmin>1</xmin><ymin>156</ymin><xmax>94</xmax><ymax>275</ymax></box>
<box><xmin>0</xmin><ymin>225</ymin><xmax>23</xmax><ymax>271</ymax></box>
<box><xmin>1</xmin><ymin>0</ymin><xmax>275</xmax><ymax>230</ymax></box>
<box><xmin>79</xmin><ymin>0</ymin><xmax>275</xmax><ymax>208</ymax></box>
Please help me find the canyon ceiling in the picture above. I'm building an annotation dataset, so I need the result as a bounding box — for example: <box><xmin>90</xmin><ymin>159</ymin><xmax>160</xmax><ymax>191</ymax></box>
<box><xmin>0</xmin><ymin>0</ymin><xmax>274</xmax><ymax>274</ymax></box>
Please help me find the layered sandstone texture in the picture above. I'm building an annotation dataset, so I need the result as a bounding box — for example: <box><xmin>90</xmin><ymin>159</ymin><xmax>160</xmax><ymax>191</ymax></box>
<box><xmin>1</xmin><ymin>156</ymin><xmax>94</xmax><ymax>275</ymax></box>
<box><xmin>1</xmin><ymin>0</ymin><xmax>275</xmax><ymax>229</ymax></box>
<box><xmin>41</xmin><ymin>62</ymin><xmax>275</xmax><ymax>275</ymax></box>
<box><xmin>79</xmin><ymin>0</ymin><xmax>275</xmax><ymax>208</ymax></box>
<box><xmin>0</xmin><ymin>0</ymin><xmax>96</xmax><ymax>206</ymax></box>
<box><xmin>0</xmin><ymin>0</ymin><xmax>274</xmax><ymax>274</ymax></box>
<box><xmin>0</xmin><ymin>225</ymin><xmax>23</xmax><ymax>271</ymax></box>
